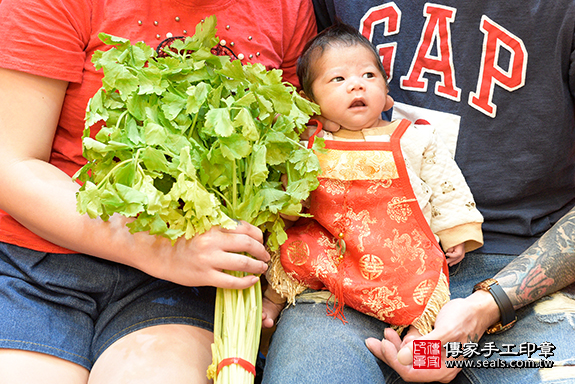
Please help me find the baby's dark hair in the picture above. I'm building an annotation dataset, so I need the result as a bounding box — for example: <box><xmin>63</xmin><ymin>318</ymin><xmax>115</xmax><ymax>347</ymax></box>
<box><xmin>297</xmin><ymin>21</ymin><xmax>387</xmax><ymax>101</ymax></box>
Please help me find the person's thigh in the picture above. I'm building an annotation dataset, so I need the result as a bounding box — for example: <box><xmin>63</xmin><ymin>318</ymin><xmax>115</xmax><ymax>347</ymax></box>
<box><xmin>459</xmin><ymin>291</ymin><xmax>575</xmax><ymax>384</ymax></box>
<box><xmin>88</xmin><ymin>324</ymin><xmax>213</xmax><ymax>384</ymax></box>
<box><xmin>91</xmin><ymin>275</ymin><xmax>216</xmax><ymax>364</ymax></box>
<box><xmin>0</xmin><ymin>243</ymin><xmax>101</xmax><ymax>369</ymax></box>
<box><xmin>0</xmin><ymin>242</ymin><xmax>217</xmax><ymax>368</ymax></box>
<box><xmin>261</xmin><ymin>254</ymin><xmax>505</xmax><ymax>384</ymax></box>
<box><xmin>262</xmin><ymin>295</ymin><xmax>404</xmax><ymax>384</ymax></box>
<box><xmin>450</xmin><ymin>254</ymin><xmax>575</xmax><ymax>383</ymax></box>
<box><xmin>0</xmin><ymin>349</ymin><xmax>89</xmax><ymax>384</ymax></box>
<box><xmin>447</xmin><ymin>252</ymin><xmax>513</xmax><ymax>300</ymax></box>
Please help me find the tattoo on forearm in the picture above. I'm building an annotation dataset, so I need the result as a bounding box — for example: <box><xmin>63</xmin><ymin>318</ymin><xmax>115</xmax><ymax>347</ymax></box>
<box><xmin>495</xmin><ymin>207</ymin><xmax>575</xmax><ymax>309</ymax></box>
<box><xmin>467</xmin><ymin>333</ymin><xmax>480</xmax><ymax>344</ymax></box>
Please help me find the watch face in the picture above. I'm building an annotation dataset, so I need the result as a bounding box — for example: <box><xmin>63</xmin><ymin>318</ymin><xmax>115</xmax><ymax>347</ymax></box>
<box><xmin>487</xmin><ymin>318</ymin><xmax>517</xmax><ymax>334</ymax></box>
<box><xmin>473</xmin><ymin>278</ymin><xmax>497</xmax><ymax>292</ymax></box>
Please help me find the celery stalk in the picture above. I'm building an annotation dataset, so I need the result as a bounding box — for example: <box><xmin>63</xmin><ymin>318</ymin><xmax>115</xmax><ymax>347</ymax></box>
<box><xmin>209</xmin><ymin>269</ymin><xmax>262</xmax><ymax>384</ymax></box>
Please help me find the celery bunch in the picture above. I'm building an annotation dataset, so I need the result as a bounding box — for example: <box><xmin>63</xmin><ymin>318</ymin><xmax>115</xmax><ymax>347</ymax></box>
<box><xmin>74</xmin><ymin>16</ymin><xmax>322</xmax><ymax>383</ymax></box>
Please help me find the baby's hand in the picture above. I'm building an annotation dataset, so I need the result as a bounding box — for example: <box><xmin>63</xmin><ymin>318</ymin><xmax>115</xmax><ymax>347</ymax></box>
<box><xmin>445</xmin><ymin>243</ymin><xmax>465</xmax><ymax>266</ymax></box>
<box><xmin>262</xmin><ymin>289</ymin><xmax>286</xmax><ymax>328</ymax></box>
<box><xmin>312</xmin><ymin>115</ymin><xmax>341</xmax><ymax>133</ymax></box>
<box><xmin>300</xmin><ymin>115</ymin><xmax>341</xmax><ymax>140</ymax></box>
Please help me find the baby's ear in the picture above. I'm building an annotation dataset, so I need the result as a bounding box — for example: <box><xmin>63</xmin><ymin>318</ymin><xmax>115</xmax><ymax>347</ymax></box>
<box><xmin>383</xmin><ymin>95</ymin><xmax>394</xmax><ymax>112</ymax></box>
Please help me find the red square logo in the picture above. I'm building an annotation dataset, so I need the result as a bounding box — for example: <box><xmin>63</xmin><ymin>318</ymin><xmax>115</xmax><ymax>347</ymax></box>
<box><xmin>413</xmin><ymin>340</ymin><xmax>442</xmax><ymax>369</ymax></box>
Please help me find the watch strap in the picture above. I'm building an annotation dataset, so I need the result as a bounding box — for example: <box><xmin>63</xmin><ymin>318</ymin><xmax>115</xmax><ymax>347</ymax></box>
<box><xmin>473</xmin><ymin>278</ymin><xmax>517</xmax><ymax>334</ymax></box>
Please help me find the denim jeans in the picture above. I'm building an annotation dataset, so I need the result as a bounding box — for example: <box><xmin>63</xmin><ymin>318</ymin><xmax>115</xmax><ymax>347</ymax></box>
<box><xmin>262</xmin><ymin>253</ymin><xmax>575</xmax><ymax>383</ymax></box>
<box><xmin>0</xmin><ymin>242</ymin><xmax>216</xmax><ymax>369</ymax></box>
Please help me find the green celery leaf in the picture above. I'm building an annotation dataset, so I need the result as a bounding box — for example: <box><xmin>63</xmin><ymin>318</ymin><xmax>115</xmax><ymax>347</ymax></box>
<box><xmin>148</xmin><ymin>213</ymin><xmax>169</xmax><ymax>235</ymax></box>
<box><xmin>82</xmin><ymin>137</ymin><xmax>108</xmax><ymax>154</ymax></box>
<box><xmin>235</xmin><ymin>193</ymin><xmax>263</xmax><ymax>223</ymax></box>
<box><xmin>254</xmin><ymin>83</ymin><xmax>293</xmax><ymax>115</ymax></box>
<box><xmin>218</xmin><ymin>60</ymin><xmax>247</xmax><ymax>91</ymax></box>
<box><xmin>144</xmin><ymin>122</ymin><xmax>168</xmax><ymax>145</ymax></box>
<box><xmin>290</xmin><ymin>148</ymin><xmax>322</xmax><ymax>174</ymax></box>
<box><xmin>263</xmin><ymin>132</ymin><xmax>293</xmax><ymax>165</ymax></box>
<box><xmin>233</xmin><ymin>91</ymin><xmax>257</xmax><ymax>108</ymax></box>
<box><xmin>141</xmin><ymin>147</ymin><xmax>169</xmax><ymax>173</ymax></box>
<box><xmin>259</xmin><ymin>188</ymin><xmax>290</xmax><ymax>213</ymax></box>
<box><xmin>77</xmin><ymin>16</ymin><xmax>321</xmax><ymax>249</ymax></box>
<box><xmin>125</xmin><ymin>116</ymin><xmax>143</xmax><ymax>145</ymax></box>
<box><xmin>101</xmin><ymin>63</ymin><xmax>138</xmax><ymax>100</ymax></box>
<box><xmin>286</xmin><ymin>177</ymin><xmax>318</xmax><ymax>203</ymax></box>
<box><xmin>219</xmin><ymin>133</ymin><xmax>251</xmax><ymax>160</ymax></box>
<box><xmin>176</xmin><ymin>147</ymin><xmax>198</xmax><ymax>178</ymax></box>
<box><xmin>76</xmin><ymin>181</ymin><xmax>104</xmax><ymax>219</ymax></box>
<box><xmin>291</xmin><ymin>94</ymin><xmax>321</xmax><ymax>129</ymax></box>
<box><xmin>137</xmin><ymin>66</ymin><xmax>165</xmax><ymax>95</ymax></box>
<box><xmin>161</xmin><ymin>92</ymin><xmax>187</xmax><ymax>121</ymax></box>
<box><xmin>207</xmin><ymin>84</ymin><xmax>223</xmax><ymax>108</ymax></box>
<box><xmin>233</xmin><ymin>107</ymin><xmax>259</xmax><ymax>141</ymax></box>
<box><xmin>190</xmin><ymin>15</ymin><xmax>219</xmax><ymax>51</ymax></box>
<box><xmin>115</xmin><ymin>183</ymin><xmax>147</xmax><ymax>216</ymax></box>
<box><xmin>85</xmin><ymin>89</ymin><xmax>107</xmax><ymax>127</ymax></box>
<box><xmin>268</xmin><ymin>218</ymin><xmax>288</xmax><ymax>251</ymax></box>
<box><xmin>186</xmin><ymin>83</ymin><xmax>210</xmax><ymax>114</ymax></box>
<box><xmin>204</xmin><ymin>108</ymin><xmax>234</xmax><ymax>137</ymax></box>
<box><xmin>97</xmin><ymin>33</ymin><xmax>130</xmax><ymax>50</ymax></box>
<box><xmin>113</xmin><ymin>161</ymin><xmax>137</xmax><ymax>186</ymax></box>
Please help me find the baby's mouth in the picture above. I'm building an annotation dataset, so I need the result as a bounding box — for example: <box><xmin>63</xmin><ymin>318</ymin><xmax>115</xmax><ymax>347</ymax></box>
<box><xmin>350</xmin><ymin>99</ymin><xmax>366</xmax><ymax>108</ymax></box>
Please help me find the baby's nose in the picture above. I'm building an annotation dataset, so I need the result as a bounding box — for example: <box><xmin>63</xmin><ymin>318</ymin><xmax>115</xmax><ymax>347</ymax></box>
<box><xmin>348</xmin><ymin>77</ymin><xmax>366</xmax><ymax>92</ymax></box>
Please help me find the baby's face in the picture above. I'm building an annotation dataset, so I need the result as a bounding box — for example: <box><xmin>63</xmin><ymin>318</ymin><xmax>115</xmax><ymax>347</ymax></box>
<box><xmin>310</xmin><ymin>44</ymin><xmax>392</xmax><ymax>131</ymax></box>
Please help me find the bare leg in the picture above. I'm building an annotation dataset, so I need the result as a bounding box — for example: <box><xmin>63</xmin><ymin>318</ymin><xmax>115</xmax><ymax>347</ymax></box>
<box><xmin>0</xmin><ymin>349</ymin><xmax>89</xmax><ymax>384</ymax></box>
<box><xmin>88</xmin><ymin>324</ymin><xmax>213</xmax><ymax>384</ymax></box>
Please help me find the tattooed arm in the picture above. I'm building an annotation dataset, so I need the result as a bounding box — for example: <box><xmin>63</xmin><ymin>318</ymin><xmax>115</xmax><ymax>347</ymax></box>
<box><xmin>496</xmin><ymin>206</ymin><xmax>575</xmax><ymax>308</ymax></box>
<box><xmin>365</xmin><ymin>206</ymin><xmax>575</xmax><ymax>383</ymax></box>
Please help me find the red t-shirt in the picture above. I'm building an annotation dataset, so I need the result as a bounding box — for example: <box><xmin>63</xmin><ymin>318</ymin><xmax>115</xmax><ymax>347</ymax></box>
<box><xmin>0</xmin><ymin>0</ymin><xmax>316</xmax><ymax>253</ymax></box>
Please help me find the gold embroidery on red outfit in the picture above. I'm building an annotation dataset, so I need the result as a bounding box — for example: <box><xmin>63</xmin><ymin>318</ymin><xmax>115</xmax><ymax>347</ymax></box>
<box><xmin>279</xmin><ymin>120</ymin><xmax>450</xmax><ymax>331</ymax></box>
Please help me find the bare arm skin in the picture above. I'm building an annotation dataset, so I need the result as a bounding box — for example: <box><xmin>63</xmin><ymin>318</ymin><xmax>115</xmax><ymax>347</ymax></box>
<box><xmin>496</xmin><ymin>206</ymin><xmax>575</xmax><ymax>308</ymax></box>
<box><xmin>0</xmin><ymin>68</ymin><xmax>269</xmax><ymax>289</ymax></box>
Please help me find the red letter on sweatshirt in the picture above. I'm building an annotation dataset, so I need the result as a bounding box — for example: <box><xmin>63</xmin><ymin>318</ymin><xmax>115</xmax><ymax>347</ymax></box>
<box><xmin>468</xmin><ymin>16</ymin><xmax>527</xmax><ymax>118</ymax></box>
<box><xmin>359</xmin><ymin>2</ymin><xmax>401</xmax><ymax>81</ymax></box>
<box><xmin>400</xmin><ymin>4</ymin><xmax>460</xmax><ymax>101</ymax></box>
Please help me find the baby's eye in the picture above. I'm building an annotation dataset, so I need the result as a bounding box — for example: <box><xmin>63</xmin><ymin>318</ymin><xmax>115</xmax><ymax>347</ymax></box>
<box><xmin>330</xmin><ymin>76</ymin><xmax>344</xmax><ymax>82</ymax></box>
<box><xmin>363</xmin><ymin>72</ymin><xmax>375</xmax><ymax>79</ymax></box>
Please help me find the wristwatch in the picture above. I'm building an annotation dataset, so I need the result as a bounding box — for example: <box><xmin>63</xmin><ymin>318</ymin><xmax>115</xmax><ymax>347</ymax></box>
<box><xmin>472</xmin><ymin>278</ymin><xmax>517</xmax><ymax>334</ymax></box>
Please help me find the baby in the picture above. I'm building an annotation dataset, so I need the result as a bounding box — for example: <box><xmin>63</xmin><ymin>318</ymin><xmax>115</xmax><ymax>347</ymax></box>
<box><xmin>263</xmin><ymin>22</ymin><xmax>483</xmax><ymax>338</ymax></box>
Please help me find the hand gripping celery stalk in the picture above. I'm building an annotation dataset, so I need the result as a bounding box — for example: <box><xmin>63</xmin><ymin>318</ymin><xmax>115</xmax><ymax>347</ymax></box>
<box><xmin>74</xmin><ymin>15</ymin><xmax>323</xmax><ymax>383</ymax></box>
